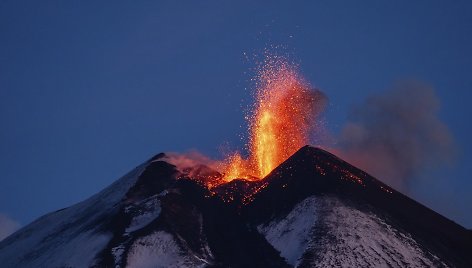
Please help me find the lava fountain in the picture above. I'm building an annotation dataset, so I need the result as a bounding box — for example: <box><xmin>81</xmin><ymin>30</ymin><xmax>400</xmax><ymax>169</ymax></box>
<box><xmin>222</xmin><ymin>56</ymin><xmax>326</xmax><ymax>181</ymax></box>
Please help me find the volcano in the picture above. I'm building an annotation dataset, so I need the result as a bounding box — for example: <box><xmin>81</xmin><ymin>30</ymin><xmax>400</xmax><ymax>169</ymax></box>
<box><xmin>0</xmin><ymin>146</ymin><xmax>471</xmax><ymax>267</ymax></box>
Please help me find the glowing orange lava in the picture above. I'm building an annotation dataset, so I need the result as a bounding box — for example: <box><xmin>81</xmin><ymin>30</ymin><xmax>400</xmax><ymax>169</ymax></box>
<box><xmin>222</xmin><ymin>56</ymin><xmax>325</xmax><ymax>181</ymax></box>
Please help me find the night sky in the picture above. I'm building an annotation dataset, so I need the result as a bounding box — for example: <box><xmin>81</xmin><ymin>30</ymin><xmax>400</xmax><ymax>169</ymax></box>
<box><xmin>1</xmin><ymin>0</ymin><xmax>471</xmax><ymax>237</ymax></box>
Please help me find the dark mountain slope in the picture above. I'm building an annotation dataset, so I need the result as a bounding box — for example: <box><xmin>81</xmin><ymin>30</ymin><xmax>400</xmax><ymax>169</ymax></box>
<box><xmin>0</xmin><ymin>146</ymin><xmax>470</xmax><ymax>267</ymax></box>
<box><xmin>243</xmin><ymin>146</ymin><xmax>472</xmax><ymax>267</ymax></box>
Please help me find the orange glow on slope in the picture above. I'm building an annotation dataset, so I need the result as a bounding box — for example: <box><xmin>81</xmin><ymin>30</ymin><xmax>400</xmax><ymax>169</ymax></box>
<box><xmin>222</xmin><ymin>56</ymin><xmax>325</xmax><ymax>181</ymax></box>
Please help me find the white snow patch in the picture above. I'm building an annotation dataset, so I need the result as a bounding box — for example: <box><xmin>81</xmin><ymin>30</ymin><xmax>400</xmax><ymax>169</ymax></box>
<box><xmin>309</xmin><ymin>197</ymin><xmax>448</xmax><ymax>268</ymax></box>
<box><xmin>111</xmin><ymin>242</ymin><xmax>129</xmax><ymax>266</ymax></box>
<box><xmin>126</xmin><ymin>231</ymin><xmax>207</xmax><ymax>268</ymax></box>
<box><xmin>258</xmin><ymin>197</ymin><xmax>318</xmax><ymax>266</ymax></box>
<box><xmin>125</xmin><ymin>195</ymin><xmax>162</xmax><ymax>233</ymax></box>
<box><xmin>258</xmin><ymin>195</ymin><xmax>449</xmax><ymax>268</ymax></box>
<box><xmin>54</xmin><ymin>230</ymin><xmax>111</xmax><ymax>268</ymax></box>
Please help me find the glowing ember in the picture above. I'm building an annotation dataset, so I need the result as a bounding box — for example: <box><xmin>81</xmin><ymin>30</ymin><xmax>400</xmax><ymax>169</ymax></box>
<box><xmin>222</xmin><ymin>55</ymin><xmax>326</xmax><ymax>181</ymax></box>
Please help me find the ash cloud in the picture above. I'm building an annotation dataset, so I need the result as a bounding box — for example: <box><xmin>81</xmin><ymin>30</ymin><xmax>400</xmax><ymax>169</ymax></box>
<box><xmin>0</xmin><ymin>213</ymin><xmax>20</xmax><ymax>242</ymax></box>
<box><xmin>337</xmin><ymin>81</ymin><xmax>456</xmax><ymax>190</ymax></box>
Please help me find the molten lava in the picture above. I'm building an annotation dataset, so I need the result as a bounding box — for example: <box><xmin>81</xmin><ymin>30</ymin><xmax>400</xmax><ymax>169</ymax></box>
<box><xmin>222</xmin><ymin>56</ymin><xmax>326</xmax><ymax>181</ymax></box>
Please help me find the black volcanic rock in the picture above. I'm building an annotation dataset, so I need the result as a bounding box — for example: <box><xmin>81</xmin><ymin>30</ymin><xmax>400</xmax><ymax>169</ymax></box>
<box><xmin>244</xmin><ymin>146</ymin><xmax>472</xmax><ymax>267</ymax></box>
<box><xmin>96</xmin><ymin>159</ymin><xmax>288</xmax><ymax>267</ymax></box>
<box><xmin>213</xmin><ymin>179</ymin><xmax>264</xmax><ymax>206</ymax></box>
<box><xmin>169</xmin><ymin>179</ymin><xmax>289</xmax><ymax>268</ymax></box>
<box><xmin>0</xmin><ymin>146</ymin><xmax>470</xmax><ymax>267</ymax></box>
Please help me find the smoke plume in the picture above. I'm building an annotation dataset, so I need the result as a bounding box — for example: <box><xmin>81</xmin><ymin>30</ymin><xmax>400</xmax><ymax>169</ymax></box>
<box><xmin>337</xmin><ymin>81</ymin><xmax>456</xmax><ymax>190</ymax></box>
<box><xmin>163</xmin><ymin>151</ymin><xmax>219</xmax><ymax>172</ymax></box>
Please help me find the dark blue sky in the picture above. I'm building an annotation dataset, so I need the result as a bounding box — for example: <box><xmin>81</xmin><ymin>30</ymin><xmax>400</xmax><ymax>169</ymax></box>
<box><xmin>1</xmin><ymin>1</ymin><xmax>471</xmax><ymax>229</ymax></box>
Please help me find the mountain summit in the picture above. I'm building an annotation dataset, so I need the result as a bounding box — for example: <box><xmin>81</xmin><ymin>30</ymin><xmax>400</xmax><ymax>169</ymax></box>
<box><xmin>0</xmin><ymin>146</ymin><xmax>471</xmax><ymax>267</ymax></box>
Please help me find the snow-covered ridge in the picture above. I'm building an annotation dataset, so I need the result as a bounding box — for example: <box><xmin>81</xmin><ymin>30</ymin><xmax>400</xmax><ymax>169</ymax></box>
<box><xmin>126</xmin><ymin>231</ymin><xmax>207</xmax><ymax>268</ymax></box>
<box><xmin>111</xmin><ymin>190</ymin><xmax>167</xmax><ymax>265</ymax></box>
<box><xmin>258</xmin><ymin>195</ymin><xmax>448</xmax><ymax>268</ymax></box>
<box><xmin>125</xmin><ymin>192</ymin><xmax>165</xmax><ymax>233</ymax></box>
<box><xmin>0</xmin><ymin>147</ymin><xmax>469</xmax><ymax>267</ymax></box>
<box><xmin>258</xmin><ymin>197</ymin><xmax>318</xmax><ymax>266</ymax></box>
<box><xmin>0</xmin><ymin>163</ymin><xmax>148</xmax><ymax>268</ymax></box>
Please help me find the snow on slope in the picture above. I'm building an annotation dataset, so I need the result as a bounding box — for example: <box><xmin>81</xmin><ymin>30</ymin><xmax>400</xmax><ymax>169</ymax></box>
<box><xmin>258</xmin><ymin>197</ymin><xmax>318</xmax><ymax>266</ymax></box>
<box><xmin>126</xmin><ymin>231</ymin><xmax>207</xmax><ymax>268</ymax></box>
<box><xmin>258</xmin><ymin>195</ymin><xmax>448</xmax><ymax>268</ymax></box>
<box><xmin>125</xmin><ymin>192</ymin><xmax>164</xmax><ymax>233</ymax></box>
<box><xmin>0</xmin><ymin>163</ymin><xmax>148</xmax><ymax>268</ymax></box>
<box><xmin>111</xmin><ymin>190</ymin><xmax>166</xmax><ymax>265</ymax></box>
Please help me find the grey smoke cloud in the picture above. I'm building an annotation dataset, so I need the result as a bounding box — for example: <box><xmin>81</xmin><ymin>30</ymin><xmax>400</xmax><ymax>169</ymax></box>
<box><xmin>337</xmin><ymin>81</ymin><xmax>456</xmax><ymax>190</ymax></box>
<box><xmin>0</xmin><ymin>213</ymin><xmax>20</xmax><ymax>242</ymax></box>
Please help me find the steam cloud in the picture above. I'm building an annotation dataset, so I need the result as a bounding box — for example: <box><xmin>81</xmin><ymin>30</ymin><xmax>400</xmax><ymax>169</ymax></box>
<box><xmin>0</xmin><ymin>213</ymin><xmax>20</xmax><ymax>242</ymax></box>
<box><xmin>336</xmin><ymin>81</ymin><xmax>456</xmax><ymax>190</ymax></box>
